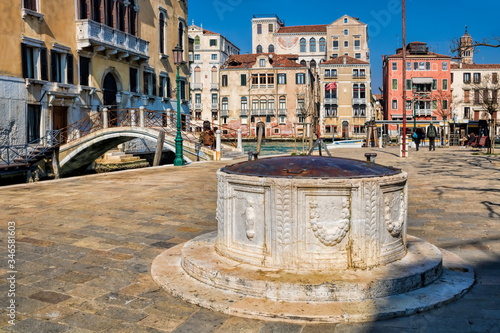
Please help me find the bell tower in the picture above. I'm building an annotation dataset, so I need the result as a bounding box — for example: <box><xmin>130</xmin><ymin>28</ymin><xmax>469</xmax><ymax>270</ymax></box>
<box><xmin>459</xmin><ymin>26</ymin><xmax>474</xmax><ymax>64</ymax></box>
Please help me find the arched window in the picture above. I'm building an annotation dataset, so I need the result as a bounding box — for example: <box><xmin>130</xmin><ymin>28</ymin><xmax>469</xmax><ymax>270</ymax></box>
<box><xmin>300</xmin><ymin>60</ymin><xmax>306</xmax><ymax>66</ymax></box>
<box><xmin>159</xmin><ymin>12</ymin><xmax>166</xmax><ymax>54</ymax></box>
<box><xmin>353</xmin><ymin>84</ymin><xmax>359</xmax><ymax>98</ymax></box>
<box><xmin>310</xmin><ymin>59</ymin><xmax>317</xmax><ymax>70</ymax></box>
<box><xmin>310</xmin><ymin>38</ymin><xmax>316</xmax><ymax>52</ymax></box>
<box><xmin>194</xmin><ymin>36</ymin><xmax>200</xmax><ymax>48</ymax></box>
<box><xmin>222</xmin><ymin>97</ymin><xmax>228</xmax><ymax>110</ymax></box>
<box><xmin>268</xmin><ymin>44</ymin><xmax>275</xmax><ymax>53</ymax></box>
<box><xmin>319</xmin><ymin>38</ymin><xmax>326</xmax><ymax>52</ymax></box>
<box><xmin>256</xmin><ymin>45</ymin><xmax>263</xmax><ymax>53</ymax></box>
<box><xmin>193</xmin><ymin>66</ymin><xmax>201</xmax><ymax>83</ymax></box>
<box><xmin>211</xmin><ymin>66</ymin><xmax>217</xmax><ymax>83</ymax></box>
<box><xmin>128</xmin><ymin>4</ymin><xmax>137</xmax><ymax>35</ymax></box>
<box><xmin>300</xmin><ymin>38</ymin><xmax>306</xmax><ymax>52</ymax></box>
<box><xmin>279</xmin><ymin>96</ymin><xmax>286</xmax><ymax>110</ymax></box>
<box><xmin>260</xmin><ymin>98</ymin><xmax>267</xmax><ymax>111</ymax></box>
<box><xmin>241</xmin><ymin>97</ymin><xmax>248</xmax><ymax>110</ymax></box>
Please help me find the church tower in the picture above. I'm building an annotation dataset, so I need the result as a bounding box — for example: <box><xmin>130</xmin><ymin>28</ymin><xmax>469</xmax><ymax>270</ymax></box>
<box><xmin>459</xmin><ymin>26</ymin><xmax>474</xmax><ymax>64</ymax></box>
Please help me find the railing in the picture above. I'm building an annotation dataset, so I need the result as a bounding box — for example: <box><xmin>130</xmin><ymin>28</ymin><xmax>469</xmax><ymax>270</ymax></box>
<box><xmin>192</xmin><ymin>83</ymin><xmax>203</xmax><ymax>90</ymax></box>
<box><xmin>414</xmin><ymin>109</ymin><xmax>433</xmax><ymax>117</ymax></box>
<box><xmin>0</xmin><ymin>131</ymin><xmax>61</xmax><ymax>166</ymax></box>
<box><xmin>352</xmin><ymin>98</ymin><xmax>367</xmax><ymax>105</ymax></box>
<box><xmin>352</xmin><ymin>74</ymin><xmax>366</xmax><ymax>79</ymax></box>
<box><xmin>324</xmin><ymin>98</ymin><xmax>338</xmax><ymax>105</ymax></box>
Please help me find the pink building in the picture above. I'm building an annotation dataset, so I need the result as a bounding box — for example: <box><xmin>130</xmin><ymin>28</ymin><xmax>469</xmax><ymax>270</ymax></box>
<box><xmin>383</xmin><ymin>42</ymin><xmax>452</xmax><ymax>135</ymax></box>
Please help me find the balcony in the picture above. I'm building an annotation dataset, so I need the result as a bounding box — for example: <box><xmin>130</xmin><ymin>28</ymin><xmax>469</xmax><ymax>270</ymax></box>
<box><xmin>414</xmin><ymin>109</ymin><xmax>433</xmax><ymax>117</ymax></box>
<box><xmin>210</xmin><ymin>83</ymin><xmax>219</xmax><ymax>90</ymax></box>
<box><xmin>220</xmin><ymin>110</ymin><xmax>229</xmax><ymax>117</ymax></box>
<box><xmin>192</xmin><ymin>83</ymin><xmax>203</xmax><ymax>90</ymax></box>
<box><xmin>324</xmin><ymin>98</ymin><xmax>338</xmax><ymax>105</ymax></box>
<box><xmin>278</xmin><ymin>108</ymin><xmax>287</xmax><ymax>116</ymax></box>
<box><xmin>240</xmin><ymin>109</ymin><xmax>248</xmax><ymax>116</ymax></box>
<box><xmin>250</xmin><ymin>109</ymin><xmax>275</xmax><ymax>116</ymax></box>
<box><xmin>352</xmin><ymin>74</ymin><xmax>366</xmax><ymax>79</ymax></box>
<box><xmin>352</xmin><ymin>98</ymin><xmax>367</xmax><ymax>105</ymax></box>
<box><xmin>211</xmin><ymin>103</ymin><xmax>219</xmax><ymax>110</ymax></box>
<box><xmin>193</xmin><ymin>103</ymin><xmax>202</xmax><ymax>110</ymax></box>
<box><xmin>76</xmin><ymin>19</ymin><xmax>149</xmax><ymax>63</ymax></box>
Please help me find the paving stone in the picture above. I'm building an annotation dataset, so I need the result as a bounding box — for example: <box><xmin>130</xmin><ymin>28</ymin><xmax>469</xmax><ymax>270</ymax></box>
<box><xmin>2</xmin><ymin>318</ymin><xmax>70</xmax><ymax>332</ymax></box>
<box><xmin>171</xmin><ymin>308</ymin><xmax>228</xmax><ymax>333</ymax></box>
<box><xmin>60</xmin><ymin>312</ymin><xmax>119</xmax><ymax>331</ymax></box>
<box><xmin>29</xmin><ymin>290</ymin><xmax>72</xmax><ymax>304</ymax></box>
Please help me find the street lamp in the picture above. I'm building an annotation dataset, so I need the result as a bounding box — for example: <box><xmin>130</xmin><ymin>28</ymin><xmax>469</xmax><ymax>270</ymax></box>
<box><xmin>172</xmin><ymin>45</ymin><xmax>184</xmax><ymax>166</ymax></box>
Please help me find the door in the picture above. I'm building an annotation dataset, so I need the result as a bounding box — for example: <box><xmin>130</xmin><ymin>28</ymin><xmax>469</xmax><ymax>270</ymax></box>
<box><xmin>52</xmin><ymin>106</ymin><xmax>68</xmax><ymax>142</ymax></box>
<box><xmin>103</xmin><ymin>73</ymin><xmax>117</xmax><ymax>126</ymax></box>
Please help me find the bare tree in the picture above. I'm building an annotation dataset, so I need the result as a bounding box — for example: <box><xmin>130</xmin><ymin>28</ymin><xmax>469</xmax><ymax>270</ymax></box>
<box><xmin>470</xmin><ymin>73</ymin><xmax>499</xmax><ymax>153</ymax></box>
<box><xmin>451</xmin><ymin>36</ymin><xmax>500</xmax><ymax>54</ymax></box>
<box><xmin>431</xmin><ymin>90</ymin><xmax>454</xmax><ymax>146</ymax></box>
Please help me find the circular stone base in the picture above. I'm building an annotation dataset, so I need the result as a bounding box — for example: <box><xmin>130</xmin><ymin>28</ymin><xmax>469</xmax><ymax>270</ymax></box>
<box><xmin>151</xmin><ymin>233</ymin><xmax>475</xmax><ymax>323</ymax></box>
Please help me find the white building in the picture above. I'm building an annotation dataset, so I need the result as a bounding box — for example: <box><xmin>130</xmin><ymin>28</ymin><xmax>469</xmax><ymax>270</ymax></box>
<box><xmin>188</xmin><ymin>24</ymin><xmax>240</xmax><ymax>124</ymax></box>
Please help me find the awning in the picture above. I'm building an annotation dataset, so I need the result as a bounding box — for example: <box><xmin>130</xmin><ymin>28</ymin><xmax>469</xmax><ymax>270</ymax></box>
<box><xmin>412</xmin><ymin>78</ymin><xmax>433</xmax><ymax>84</ymax></box>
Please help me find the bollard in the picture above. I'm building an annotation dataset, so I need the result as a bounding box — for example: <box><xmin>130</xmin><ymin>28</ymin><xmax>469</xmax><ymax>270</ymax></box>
<box><xmin>102</xmin><ymin>108</ymin><xmax>109</xmax><ymax>129</ymax></box>
<box><xmin>247</xmin><ymin>151</ymin><xmax>259</xmax><ymax>161</ymax></box>
<box><xmin>216</xmin><ymin>130</ymin><xmax>221</xmax><ymax>161</ymax></box>
<box><xmin>365</xmin><ymin>153</ymin><xmax>377</xmax><ymax>163</ymax></box>
<box><xmin>237</xmin><ymin>129</ymin><xmax>243</xmax><ymax>152</ymax></box>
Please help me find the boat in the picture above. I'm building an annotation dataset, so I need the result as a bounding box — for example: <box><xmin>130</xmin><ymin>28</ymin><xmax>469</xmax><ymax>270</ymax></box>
<box><xmin>326</xmin><ymin>139</ymin><xmax>364</xmax><ymax>149</ymax></box>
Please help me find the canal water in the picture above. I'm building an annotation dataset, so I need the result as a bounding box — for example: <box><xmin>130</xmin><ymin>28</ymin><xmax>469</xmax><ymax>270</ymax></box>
<box><xmin>242</xmin><ymin>140</ymin><xmax>312</xmax><ymax>156</ymax></box>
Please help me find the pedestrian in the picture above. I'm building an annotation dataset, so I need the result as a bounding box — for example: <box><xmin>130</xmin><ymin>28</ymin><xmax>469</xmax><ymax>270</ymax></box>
<box><xmin>427</xmin><ymin>121</ymin><xmax>437</xmax><ymax>151</ymax></box>
<box><xmin>413</xmin><ymin>127</ymin><xmax>424</xmax><ymax>151</ymax></box>
<box><xmin>199</xmin><ymin>121</ymin><xmax>215</xmax><ymax>149</ymax></box>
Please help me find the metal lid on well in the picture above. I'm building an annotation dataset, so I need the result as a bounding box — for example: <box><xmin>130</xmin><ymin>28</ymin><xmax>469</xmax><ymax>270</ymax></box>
<box><xmin>221</xmin><ymin>155</ymin><xmax>401</xmax><ymax>179</ymax></box>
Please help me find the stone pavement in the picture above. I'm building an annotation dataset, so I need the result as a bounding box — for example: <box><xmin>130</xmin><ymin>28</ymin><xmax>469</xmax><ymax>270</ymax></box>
<box><xmin>0</xmin><ymin>146</ymin><xmax>499</xmax><ymax>333</ymax></box>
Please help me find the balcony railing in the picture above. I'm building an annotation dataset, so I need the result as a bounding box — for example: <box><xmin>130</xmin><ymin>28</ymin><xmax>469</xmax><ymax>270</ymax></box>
<box><xmin>219</xmin><ymin>110</ymin><xmax>229</xmax><ymax>117</ymax></box>
<box><xmin>414</xmin><ymin>109</ymin><xmax>433</xmax><ymax>117</ymax></box>
<box><xmin>194</xmin><ymin>103</ymin><xmax>202</xmax><ymax>110</ymax></box>
<box><xmin>76</xmin><ymin>19</ymin><xmax>149</xmax><ymax>62</ymax></box>
<box><xmin>240</xmin><ymin>109</ymin><xmax>248</xmax><ymax>116</ymax></box>
<box><xmin>324</xmin><ymin>98</ymin><xmax>338</xmax><ymax>105</ymax></box>
<box><xmin>192</xmin><ymin>83</ymin><xmax>203</xmax><ymax>90</ymax></box>
<box><xmin>352</xmin><ymin>98</ymin><xmax>367</xmax><ymax>105</ymax></box>
<box><xmin>352</xmin><ymin>74</ymin><xmax>366</xmax><ymax>79</ymax></box>
<box><xmin>210</xmin><ymin>83</ymin><xmax>219</xmax><ymax>90</ymax></box>
<box><xmin>324</xmin><ymin>75</ymin><xmax>338</xmax><ymax>79</ymax></box>
<box><xmin>250</xmin><ymin>109</ymin><xmax>275</xmax><ymax>116</ymax></box>
<box><xmin>278</xmin><ymin>108</ymin><xmax>287</xmax><ymax>116</ymax></box>
<box><xmin>211</xmin><ymin>103</ymin><xmax>219</xmax><ymax>110</ymax></box>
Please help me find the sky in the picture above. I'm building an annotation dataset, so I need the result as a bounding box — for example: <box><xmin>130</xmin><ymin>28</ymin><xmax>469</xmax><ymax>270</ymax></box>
<box><xmin>188</xmin><ymin>0</ymin><xmax>499</xmax><ymax>91</ymax></box>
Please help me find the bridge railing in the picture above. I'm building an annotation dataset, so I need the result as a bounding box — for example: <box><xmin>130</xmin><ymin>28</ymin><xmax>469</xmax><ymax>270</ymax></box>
<box><xmin>0</xmin><ymin>130</ymin><xmax>62</xmax><ymax>166</ymax></box>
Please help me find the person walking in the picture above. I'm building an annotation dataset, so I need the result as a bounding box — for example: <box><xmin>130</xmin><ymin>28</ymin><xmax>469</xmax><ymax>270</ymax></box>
<box><xmin>427</xmin><ymin>122</ymin><xmax>437</xmax><ymax>151</ymax></box>
<box><xmin>413</xmin><ymin>127</ymin><xmax>424</xmax><ymax>151</ymax></box>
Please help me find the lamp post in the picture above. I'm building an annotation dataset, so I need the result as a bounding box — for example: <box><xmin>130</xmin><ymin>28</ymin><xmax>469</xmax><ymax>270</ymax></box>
<box><xmin>172</xmin><ymin>45</ymin><xmax>184</xmax><ymax>166</ymax></box>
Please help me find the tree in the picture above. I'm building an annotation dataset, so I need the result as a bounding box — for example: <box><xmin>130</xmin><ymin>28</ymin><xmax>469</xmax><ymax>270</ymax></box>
<box><xmin>451</xmin><ymin>36</ymin><xmax>500</xmax><ymax>54</ymax></box>
<box><xmin>431</xmin><ymin>90</ymin><xmax>454</xmax><ymax>146</ymax></box>
<box><xmin>470</xmin><ymin>73</ymin><xmax>499</xmax><ymax>153</ymax></box>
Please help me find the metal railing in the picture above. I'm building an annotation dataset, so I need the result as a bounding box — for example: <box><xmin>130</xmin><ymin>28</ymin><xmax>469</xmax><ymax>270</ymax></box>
<box><xmin>0</xmin><ymin>130</ymin><xmax>61</xmax><ymax>166</ymax></box>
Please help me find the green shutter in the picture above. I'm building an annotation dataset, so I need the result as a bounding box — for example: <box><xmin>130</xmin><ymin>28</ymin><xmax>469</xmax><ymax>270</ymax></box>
<box><xmin>66</xmin><ymin>53</ymin><xmax>74</xmax><ymax>84</ymax></box>
<box><xmin>40</xmin><ymin>48</ymin><xmax>48</xmax><ymax>81</ymax></box>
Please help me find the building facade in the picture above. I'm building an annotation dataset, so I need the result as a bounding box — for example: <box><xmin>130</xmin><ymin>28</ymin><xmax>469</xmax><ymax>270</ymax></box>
<box><xmin>383</xmin><ymin>42</ymin><xmax>452</xmax><ymax>135</ymax></box>
<box><xmin>218</xmin><ymin>53</ymin><xmax>313</xmax><ymax>139</ymax></box>
<box><xmin>319</xmin><ymin>55</ymin><xmax>372</xmax><ymax>139</ymax></box>
<box><xmin>251</xmin><ymin>14</ymin><xmax>369</xmax><ymax>70</ymax></box>
<box><xmin>451</xmin><ymin>30</ymin><xmax>499</xmax><ymax>135</ymax></box>
<box><xmin>0</xmin><ymin>0</ymin><xmax>188</xmax><ymax>147</ymax></box>
<box><xmin>188</xmin><ymin>24</ymin><xmax>240</xmax><ymax>125</ymax></box>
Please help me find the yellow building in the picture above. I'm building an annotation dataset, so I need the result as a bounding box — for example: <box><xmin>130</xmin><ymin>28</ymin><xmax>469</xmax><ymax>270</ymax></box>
<box><xmin>319</xmin><ymin>55</ymin><xmax>372</xmax><ymax>139</ymax></box>
<box><xmin>0</xmin><ymin>0</ymin><xmax>188</xmax><ymax>146</ymax></box>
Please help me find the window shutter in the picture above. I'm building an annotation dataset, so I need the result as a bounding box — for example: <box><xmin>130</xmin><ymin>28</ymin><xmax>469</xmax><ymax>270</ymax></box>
<box><xmin>67</xmin><ymin>53</ymin><xmax>74</xmax><ymax>84</ymax></box>
<box><xmin>241</xmin><ymin>74</ymin><xmax>246</xmax><ymax>86</ymax></box>
<box><xmin>21</xmin><ymin>44</ymin><xmax>28</xmax><ymax>78</ymax></box>
<box><xmin>153</xmin><ymin>74</ymin><xmax>157</xmax><ymax>96</ymax></box>
<box><xmin>40</xmin><ymin>48</ymin><xmax>48</xmax><ymax>81</ymax></box>
<box><xmin>143</xmin><ymin>72</ymin><xmax>148</xmax><ymax>94</ymax></box>
<box><xmin>51</xmin><ymin>51</ymin><xmax>57</xmax><ymax>82</ymax></box>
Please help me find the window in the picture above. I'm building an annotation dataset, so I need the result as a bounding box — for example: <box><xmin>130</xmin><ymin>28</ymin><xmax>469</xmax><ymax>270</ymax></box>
<box><xmin>406</xmin><ymin>62</ymin><xmax>411</xmax><ymax>71</ymax></box>
<box><xmin>241</xmin><ymin>97</ymin><xmax>247</xmax><ymax>110</ymax></box>
<box><xmin>463</xmin><ymin>73</ymin><xmax>471</xmax><ymax>83</ymax></box>
<box><xmin>360</xmin><ymin>84</ymin><xmax>366</xmax><ymax>98</ymax></box>
<box><xmin>442</xmin><ymin>79</ymin><xmax>448</xmax><ymax>90</ymax></box>
<box><xmin>257</xmin><ymin>23</ymin><xmax>262</xmax><ymax>34</ymax></box>
<box><xmin>211</xmin><ymin>54</ymin><xmax>217</xmax><ymax>61</ymax></box>
<box><xmin>354</xmin><ymin>39</ymin><xmax>360</xmax><ymax>50</ymax></box>
<box><xmin>297</xmin><ymin>98</ymin><xmax>305</xmax><ymax>112</ymax></box>
<box><xmin>260</xmin><ymin>99</ymin><xmax>267</xmax><ymax>112</ymax></box>
<box><xmin>426</xmin><ymin>62</ymin><xmax>431</xmax><ymax>70</ymax></box>
<box><xmin>392</xmin><ymin>79</ymin><xmax>398</xmax><ymax>90</ymax></box>
<box><xmin>279</xmin><ymin>115</ymin><xmax>286</xmax><ymax>124</ymax></box>
<box><xmin>143</xmin><ymin>71</ymin><xmax>156</xmax><ymax>96</ymax></box>
<box><xmin>221</xmin><ymin>75</ymin><xmax>228</xmax><ymax>87</ymax></box>
<box><xmin>221</xmin><ymin>97</ymin><xmax>228</xmax><ymax>110</ymax></box>
<box><xmin>343</xmin><ymin>29</ymin><xmax>348</xmax><ymax>36</ymax></box>
<box><xmin>418</xmin><ymin>62</ymin><xmax>425</xmax><ymax>70</ymax></box>
<box><xmin>413</xmin><ymin>62</ymin><xmax>418</xmax><ymax>70</ymax></box>
<box><xmin>474</xmin><ymin>90</ymin><xmax>480</xmax><ymax>104</ymax></box>
<box><xmin>464</xmin><ymin>90</ymin><xmax>470</xmax><ymax>103</ymax></box>
<box><xmin>473</xmin><ymin>73</ymin><xmax>481</xmax><ymax>83</ymax></box>
<box><xmin>310</xmin><ymin>38</ymin><xmax>316</xmax><ymax>52</ymax></box>
<box><xmin>130</xmin><ymin>67</ymin><xmax>138</xmax><ymax>93</ymax></box>
<box><xmin>492</xmin><ymin>73</ymin><xmax>498</xmax><ymax>84</ymax></box>
<box><xmin>268</xmin><ymin>23</ymin><xmax>273</xmax><ymax>32</ymax></box>
<box><xmin>353</xmin><ymin>84</ymin><xmax>359</xmax><ymax>98</ymax></box>
<box><xmin>319</xmin><ymin>38</ymin><xmax>326</xmax><ymax>52</ymax></box>
<box><xmin>296</xmin><ymin>73</ymin><xmax>305</xmax><ymax>84</ymax></box>
<box><xmin>51</xmin><ymin>50</ymin><xmax>74</xmax><ymax>84</ymax></box>
<box><xmin>325</xmin><ymin>105</ymin><xmax>337</xmax><ymax>117</ymax></box>
<box><xmin>194</xmin><ymin>36</ymin><xmax>200</xmax><ymax>47</ymax></box>
<box><xmin>392</xmin><ymin>99</ymin><xmax>398</xmax><ymax>110</ymax></box>
<box><xmin>209</xmin><ymin>39</ymin><xmax>217</xmax><ymax>47</ymax></box>
<box><xmin>23</xmin><ymin>0</ymin><xmax>37</xmax><ymax>11</ymax></box>
<box><xmin>240</xmin><ymin>74</ymin><xmax>247</xmax><ymax>86</ymax></box>
<box><xmin>442</xmin><ymin>62</ymin><xmax>448</xmax><ymax>70</ymax></box>
<box><xmin>464</xmin><ymin>107</ymin><xmax>471</xmax><ymax>118</ymax></box>
<box><xmin>268</xmin><ymin>44</ymin><xmax>274</xmax><ymax>53</ymax></box>
<box><xmin>256</xmin><ymin>45</ymin><xmax>262</xmax><ymax>53</ymax></box>
<box><xmin>279</xmin><ymin>96</ymin><xmax>286</xmax><ymax>110</ymax></box>
<box><xmin>331</xmin><ymin>53</ymin><xmax>338</xmax><ymax>58</ymax></box>
<box><xmin>277</xmin><ymin>73</ymin><xmax>286</xmax><ymax>84</ymax></box>
<box><xmin>79</xmin><ymin>56</ymin><xmax>90</xmax><ymax>86</ymax></box>
<box><xmin>194</xmin><ymin>54</ymin><xmax>200</xmax><ymax>61</ymax></box>
<box><xmin>21</xmin><ymin>42</ymin><xmax>48</xmax><ymax>80</ymax></box>
<box><xmin>355</xmin><ymin>53</ymin><xmax>361</xmax><ymax>59</ymax></box>
<box><xmin>353</xmin><ymin>105</ymin><xmax>366</xmax><ymax>117</ymax></box>
<box><xmin>405</xmin><ymin>79</ymin><xmax>412</xmax><ymax>90</ymax></box>
<box><xmin>442</xmin><ymin>100</ymin><xmax>448</xmax><ymax>110</ymax></box>
<box><xmin>432</xmin><ymin>79</ymin><xmax>438</xmax><ymax>90</ymax></box>
<box><xmin>332</xmin><ymin>40</ymin><xmax>339</xmax><ymax>50</ymax></box>
<box><xmin>268</xmin><ymin>98</ymin><xmax>275</xmax><ymax>111</ymax></box>
<box><xmin>267</xmin><ymin>74</ymin><xmax>274</xmax><ymax>85</ymax></box>
<box><xmin>300</xmin><ymin>38</ymin><xmax>306</xmax><ymax>53</ymax></box>
<box><xmin>392</xmin><ymin>62</ymin><xmax>397</xmax><ymax>71</ymax></box>
<box><xmin>259</xmin><ymin>59</ymin><xmax>265</xmax><ymax>67</ymax></box>
<box><xmin>159</xmin><ymin>75</ymin><xmax>168</xmax><ymax>97</ymax></box>
<box><xmin>344</xmin><ymin>17</ymin><xmax>348</xmax><ymax>24</ymax></box>
<box><xmin>195</xmin><ymin>93</ymin><xmax>201</xmax><ymax>104</ymax></box>
<box><xmin>159</xmin><ymin>12</ymin><xmax>166</xmax><ymax>54</ymax></box>
<box><xmin>27</xmin><ymin>104</ymin><xmax>41</xmax><ymax>143</ymax></box>
<box><xmin>344</xmin><ymin>41</ymin><xmax>349</xmax><ymax>48</ymax></box>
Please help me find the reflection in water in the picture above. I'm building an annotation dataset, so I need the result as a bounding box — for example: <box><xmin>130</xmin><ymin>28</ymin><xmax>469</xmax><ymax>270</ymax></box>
<box><xmin>242</xmin><ymin>140</ymin><xmax>310</xmax><ymax>156</ymax></box>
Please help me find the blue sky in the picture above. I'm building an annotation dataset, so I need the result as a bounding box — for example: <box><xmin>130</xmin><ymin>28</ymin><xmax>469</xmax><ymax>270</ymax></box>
<box><xmin>188</xmin><ymin>0</ymin><xmax>499</xmax><ymax>91</ymax></box>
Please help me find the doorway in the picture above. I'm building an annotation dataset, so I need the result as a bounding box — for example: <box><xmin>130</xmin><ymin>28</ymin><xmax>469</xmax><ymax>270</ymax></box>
<box><xmin>103</xmin><ymin>73</ymin><xmax>117</xmax><ymax>126</ymax></box>
<box><xmin>52</xmin><ymin>106</ymin><xmax>68</xmax><ymax>142</ymax></box>
<box><xmin>342</xmin><ymin>121</ymin><xmax>349</xmax><ymax>139</ymax></box>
